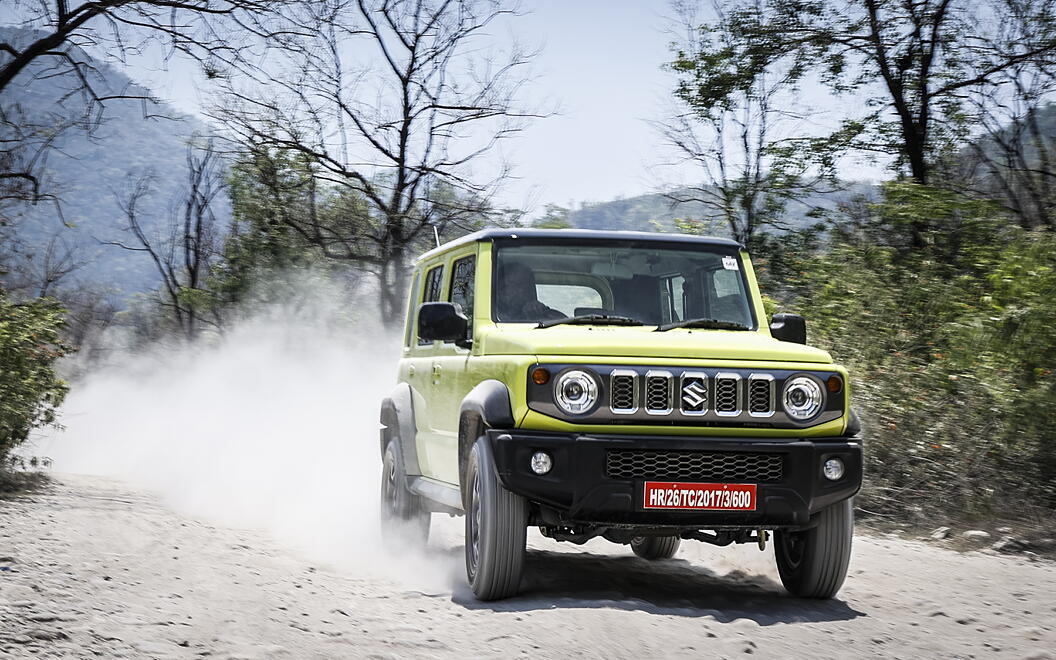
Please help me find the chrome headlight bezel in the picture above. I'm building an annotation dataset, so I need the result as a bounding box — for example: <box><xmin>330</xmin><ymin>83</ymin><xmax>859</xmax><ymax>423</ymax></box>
<box><xmin>554</xmin><ymin>369</ymin><xmax>599</xmax><ymax>415</ymax></box>
<box><xmin>782</xmin><ymin>375</ymin><xmax>824</xmax><ymax>420</ymax></box>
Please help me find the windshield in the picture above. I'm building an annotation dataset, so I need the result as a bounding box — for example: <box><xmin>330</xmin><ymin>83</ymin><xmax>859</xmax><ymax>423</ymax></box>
<box><xmin>491</xmin><ymin>239</ymin><xmax>756</xmax><ymax>329</ymax></box>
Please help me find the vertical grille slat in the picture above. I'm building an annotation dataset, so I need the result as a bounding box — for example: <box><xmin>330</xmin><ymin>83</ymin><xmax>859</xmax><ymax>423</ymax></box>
<box><xmin>714</xmin><ymin>373</ymin><xmax>742</xmax><ymax>416</ymax></box>
<box><xmin>609</xmin><ymin>371</ymin><xmax>637</xmax><ymax>414</ymax></box>
<box><xmin>748</xmin><ymin>375</ymin><xmax>775</xmax><ymax>417</ymax></box>
<box><xmin>645</xmin><ymin>371</ymin><xmax>673</xmax><ymax>414</ymax></box>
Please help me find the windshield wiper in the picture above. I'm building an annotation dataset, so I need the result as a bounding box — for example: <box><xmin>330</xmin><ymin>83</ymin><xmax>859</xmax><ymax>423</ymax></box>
<box><xmin>655</xmin><ymin>318</ymin><xmax>751</xmax><ymax>332</ymax></box>
<box><xmin>536</xmin><ymin>314</ymin><xmax>644</xmax><ymax>329</ymax></box>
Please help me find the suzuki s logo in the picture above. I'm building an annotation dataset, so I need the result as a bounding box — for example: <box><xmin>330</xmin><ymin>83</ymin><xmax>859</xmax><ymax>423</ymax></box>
<box><xmin>682</xmin><ymin>381</ymin><xmax>707</xmax><ymax>409</ymax></box>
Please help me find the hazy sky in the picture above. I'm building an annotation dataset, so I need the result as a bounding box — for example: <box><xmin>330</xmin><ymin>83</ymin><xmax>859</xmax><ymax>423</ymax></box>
<box><xmin>4</xmin><ymin>1</ymin><xmax>885</xmax><ymax>216</ymax></box>
<box><xmin>122</xmin><ymin>2</ymin><xmax>682</xmax><ymax>215</ymax></box>
<box><xmin>495</xmin><ymin>2</ymin><xmax>682</xmax><ymax>212</ymax></box>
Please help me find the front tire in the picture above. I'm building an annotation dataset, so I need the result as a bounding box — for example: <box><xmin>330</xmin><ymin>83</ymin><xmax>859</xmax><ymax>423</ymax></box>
<box><xmin>775</xmin><ymin>498</ymin><xmax>853</xmax><ymax>598</ymax></box>
<box><xmin>380</xmin><ymin>441</ymin><xmax>430</xmax><ymax>550</ymax></box>
<box><xmin>630</xmin><ymin>536</ymin><xmax>681</xmax><ymax>560</ymax></box>
<box><xmin>464</xmin><ymin>437</ymin><xmax>528</xmax><ymax>601</ymax></box>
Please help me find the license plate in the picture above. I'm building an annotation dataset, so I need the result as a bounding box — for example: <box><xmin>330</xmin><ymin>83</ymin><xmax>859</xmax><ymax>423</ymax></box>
<box><xmin>642</xmin><ymin>481</ymin><xmax>757</xmax><ymax>510</ymax></box>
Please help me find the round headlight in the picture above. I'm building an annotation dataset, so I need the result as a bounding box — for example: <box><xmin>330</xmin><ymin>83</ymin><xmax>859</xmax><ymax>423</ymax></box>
<box><xmin>783</xmin><ymin>376</ymin><xmax>824</xmax><ymax>420</ymax></box>
<box><xmin>554</xmin><ymin>370</ymin><xmax>598</xmax><ymax>415</ymax></box>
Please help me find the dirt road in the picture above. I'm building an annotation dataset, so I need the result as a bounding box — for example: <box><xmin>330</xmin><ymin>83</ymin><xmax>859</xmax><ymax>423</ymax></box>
<box><xmin>1</xmin><ymin>475</ymin><xmax>1054</xmax><ymax>659</ymax></box>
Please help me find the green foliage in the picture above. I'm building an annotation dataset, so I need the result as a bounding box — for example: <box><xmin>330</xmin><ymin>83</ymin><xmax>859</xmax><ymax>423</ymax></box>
<box><xmin>202</xmin><ymin>147</ymin><xmax>367</xmax><ymax>315</ymax></box>
<box><xmin>533</xmin><ymin>204</ymin><xmax>573</xmax><ymax>229</ymax></box>
<box><xmin>682</xmin><ymin>0</ymin><xmax>1056</xmax><ymax>188</ymax></box>
<box><xmin>0</xmin><ymin>289</ymin><xmax>70</xmax><ymax>464</ymax></box>
<box><xmin>667</xmin><ymin>11</ymin><xmax>829</xmax><ymax>247</ymax></box>
<box><xmin>778</xmin><ymin>185</ymin><xmax>1056</xmax><ymax>518</ymax></box>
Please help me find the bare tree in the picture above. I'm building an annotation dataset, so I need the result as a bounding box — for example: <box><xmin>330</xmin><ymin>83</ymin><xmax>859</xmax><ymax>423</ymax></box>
<box><xmin>0</xmin><ymin>218</ymin><xmax>120</xmax><ymax>352</ymax></box>
<box><xmin>0</xmin><ymin>0</ymin><xmax>279</xmax><ymax>96</ymax></box>
<box><xmin>211</xmin><ymin>0</ymin><xmax>541</xmax><ymax>326</ymax></box>
<box><xmin>109</xmin><ymin>139</ymin><xmax>226</xmax><ymax>339</ymax></box>
<box><xmin>658</xmin><ymin>0</ymin><xmax>836</xmax><ymax>248</ymax></box>
<box><xmin>0</xmin><ymin>104</ymin><xmax>74</xmax><ymax>211</ymax></box>
<box><xmin>0</xmin><ymin>0</ymin><xmax>278</xmax><ymax>205</ymax></box>
<box><xmin>0</xmin><ymin>231</ymin><xmax>88</xmax><ymax>298</ymax></box>
<box><xmin>691</xmin><ymin>0</ymin><xmax>1056</xmax><ymax>246</ymax></box>
<box><xmin>960</xmin><ymin>52</ymin><xmax>1056</xmax><ymax>231</ymax></box>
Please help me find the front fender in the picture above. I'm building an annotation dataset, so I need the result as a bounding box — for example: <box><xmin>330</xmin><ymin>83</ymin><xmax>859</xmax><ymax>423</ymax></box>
<box><xmin>459</xmin><ymin>379</ymin><xmax>515</xmax><ymax>428</ymax></box>
<box><xmin>457</xmin><ymin>379</ymin><xmax>515</xmax><ymax>497</ymax></box>
<box><xmin>380</xmin><ymin>382</ymin><xmax>421</xmax><ymax>476</ymax></box>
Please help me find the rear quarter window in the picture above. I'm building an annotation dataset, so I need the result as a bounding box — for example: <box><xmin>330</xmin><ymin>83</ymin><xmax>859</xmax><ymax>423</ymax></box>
<box><xmin>418</xmin><ymin>264</ymin><xmax>445</xmax><ymax>345</ymax></box>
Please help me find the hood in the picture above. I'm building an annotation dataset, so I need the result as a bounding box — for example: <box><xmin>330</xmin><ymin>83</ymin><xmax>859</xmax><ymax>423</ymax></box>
<box><xmin>478</xmin><ymin>325</ymin><xmax>832</xmax><ymax>363</ymax></box>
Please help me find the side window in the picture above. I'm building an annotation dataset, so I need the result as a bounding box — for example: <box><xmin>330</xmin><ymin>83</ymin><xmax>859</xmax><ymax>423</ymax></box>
<box><xmin>404</xmin><ymin>272</ymin><xmax>422</xmax><ymax>348</ymax></box>
<box><xmin>424</xmin><ymin>265</ymin><xmax>444</xmax><ymax>302</ymax></box>
<box><xmin>449</xmin><ymin>255</ymin><xmax>475</xmax><ymax>341</ymax></box>
<box><xmin>418</xmin><ymin>265</ymin><xmax>445</xmax><ymax>345</ymax></box>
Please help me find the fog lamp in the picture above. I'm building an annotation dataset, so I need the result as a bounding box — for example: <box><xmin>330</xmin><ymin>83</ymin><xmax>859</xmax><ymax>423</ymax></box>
<box><xmin>823</xmin><ymin>457</ymin><xmax>845</xmax><ymax>481</ymax></box>
<box><xmin>530</xmin><ymin>451</ymin><xmax>553</xmax><ymax>475</ymax></box>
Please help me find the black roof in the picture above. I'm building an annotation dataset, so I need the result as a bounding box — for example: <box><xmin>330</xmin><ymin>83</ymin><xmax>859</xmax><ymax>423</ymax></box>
<box><xmin>416</xmin><ymin>228</ymin><xmax>743</xmax><ymax>263</ymax></box>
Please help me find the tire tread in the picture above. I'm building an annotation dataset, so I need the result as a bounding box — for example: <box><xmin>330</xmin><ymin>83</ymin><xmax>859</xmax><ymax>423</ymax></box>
<box><xmin>775</xmin><ymin>498</ymin><xmax>853</xmax><ymax>599</ymax></box>
<box><xmin>630</xmin><ymin>536</ymin><xmax>681</xmax><ymax>560</ymax></box>
<box><xmin>466</xmin><ymin>439</ymin><xmax>527</xmax><ymax>600</ymax></box>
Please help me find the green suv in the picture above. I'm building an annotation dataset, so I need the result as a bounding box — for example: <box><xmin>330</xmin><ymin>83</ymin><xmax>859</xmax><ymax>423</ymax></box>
<box><xmin>379</xmin><ymin>229</ymin><xmax>861</xmax><ymax>601</ymax></box>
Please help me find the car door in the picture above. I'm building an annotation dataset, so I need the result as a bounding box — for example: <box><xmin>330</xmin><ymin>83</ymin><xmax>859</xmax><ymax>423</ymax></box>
<box><xmin>406</xmin><ymin>261</ymin><xmax>446</xmax><ymax>479</ymax></box>
<box><xmin>429</xmin><ymin>248</ymin><xmax>477</xmax><ymax>485</ymax></box>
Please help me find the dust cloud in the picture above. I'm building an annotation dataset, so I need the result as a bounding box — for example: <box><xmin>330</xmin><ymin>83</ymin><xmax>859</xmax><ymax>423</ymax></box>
<box><xmin>34</xmin><ymin>287</ymin><xmax>461</xmax><ymax>592</ymax></box>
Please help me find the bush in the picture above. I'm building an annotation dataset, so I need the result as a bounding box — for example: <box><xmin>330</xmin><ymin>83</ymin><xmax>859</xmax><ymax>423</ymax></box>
<box><xmin>0</xmin><ymin>290</ymin><xmax>70</xmax><ymax>466</ymax></box>
<box><xmin>779</xmin><ymin>184</ymin><xmax>1056</xmax><ymax>521</ymax></box>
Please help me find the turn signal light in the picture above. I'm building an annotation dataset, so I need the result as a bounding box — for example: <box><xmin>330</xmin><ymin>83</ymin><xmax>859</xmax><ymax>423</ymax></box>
<box><xmin>827</xmin><ymin>375</ymin><xmax>843</xmax><ymax>393</ymax></box>
<box><xmin>532</xmin><ymin>367</ymin><xmax>551</xmax><ymax>385</ymax></box>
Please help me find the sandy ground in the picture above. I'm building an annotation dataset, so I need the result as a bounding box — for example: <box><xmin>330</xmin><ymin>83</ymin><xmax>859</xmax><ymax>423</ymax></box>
<box><xmin>1</xmin><ymin>475</ymin><xmax>1055</xmax><ymax>660</ymax></box>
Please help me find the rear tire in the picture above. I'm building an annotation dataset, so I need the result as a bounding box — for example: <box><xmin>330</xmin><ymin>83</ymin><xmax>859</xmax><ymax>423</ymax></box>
<box><xmin>464</xmin><ymin>437</ymin><xmax>528</xmax><ymax>601</ymax></box>
<box><xmin>630</xmin><ymin>535</ymin><xmax>681</xmax><ymax>560</ymax></box>
<box><xmin>775</xmin><ymin>498</ymin><xmax>853</xmax><ymax>598</ymax></box>
<box><xmin>380</xmin><ymin>441</ymin><xmax>430</xmax><ymax>550</ymax></box>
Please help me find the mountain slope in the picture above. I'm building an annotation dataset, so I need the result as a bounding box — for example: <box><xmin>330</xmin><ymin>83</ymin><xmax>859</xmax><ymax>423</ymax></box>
<box><xmin>0</xmin><ymin>26</ymin><xmax>227</xmax><ymax>296</ymax></box>
<box><xmin>563</xmin><ymin>186</ymin><xmax>873</xmax><ymax>235</ymax></box>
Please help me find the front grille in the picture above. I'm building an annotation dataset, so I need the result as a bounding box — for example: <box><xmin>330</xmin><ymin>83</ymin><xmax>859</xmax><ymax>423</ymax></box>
<box><xmin>645</xmin><ymin>372</ymin><xmax>672</xmax><ymax>413</ymax></box>
<box><xmin>748</xmin><ymin>377</ymin><xmax>774</xmax><ymax>416</ymax></box>
<box><xmin>715</xmin><ymin>375</ymin><xmax>740</xmax><ymax>414</ymax></box>
<box><xmin>606</xmin><ymin>450</ymin><xmax>784</xmax><ymax>483</ymax></box>
<box><xmin>610</xmin><ymin>372</ymin><xmax>636</xmax><ymax>413</ymax></box>
<box><xmin>680</xmin><ymin>374</ymin><xmax>708</xmax><ymax>415</ymax></box>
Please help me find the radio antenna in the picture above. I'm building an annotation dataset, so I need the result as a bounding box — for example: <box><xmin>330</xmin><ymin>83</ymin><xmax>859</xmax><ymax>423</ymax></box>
<box><xmin>433</xmin><ymin>225</ymin><xmax>440</xmax><ymax>247</ymax></box>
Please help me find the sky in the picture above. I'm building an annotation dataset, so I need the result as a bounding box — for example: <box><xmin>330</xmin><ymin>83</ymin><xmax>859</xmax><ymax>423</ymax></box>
<box><xmin>495</xmin><ymin>2</ymin><xmax>886</xmax><ymax>212</ymax></box>
<box><xmin>492</xmin><ymin>2</ymin><xmax>685</xmax><ymax>212</ymax></box>
<box><xmin>119</xmin><ymin>1</ymin><xmax>686</xmax><ymax>215</ymax></box>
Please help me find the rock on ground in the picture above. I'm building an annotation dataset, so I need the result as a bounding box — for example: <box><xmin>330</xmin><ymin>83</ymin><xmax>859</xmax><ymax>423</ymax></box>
<box><xmin>2</xmin><ymin>475</ymin><xmax>1056</xmax><ymax>659</ymax></box>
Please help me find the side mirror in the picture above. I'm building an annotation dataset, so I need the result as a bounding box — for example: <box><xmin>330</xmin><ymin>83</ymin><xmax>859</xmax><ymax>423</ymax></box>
<box><xmin>418</xmin><ymin>302</ymin><xmax>468</xmax><ymax>343</ymax></box>
<box><xmin>770</xmin><ymin>313</ymin><xmax>807</xmax><ymax>344</ymax></box>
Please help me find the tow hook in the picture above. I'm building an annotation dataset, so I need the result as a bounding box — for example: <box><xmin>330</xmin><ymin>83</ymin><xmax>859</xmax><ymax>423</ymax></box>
<box><xmin>757</xmin><ymin>529</ymin><xmax>769</xmax><ymax>551</ymax></box>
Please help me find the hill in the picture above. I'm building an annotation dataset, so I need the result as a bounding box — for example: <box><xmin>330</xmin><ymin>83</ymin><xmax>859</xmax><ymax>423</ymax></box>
<box><xmin>0</xmin><ymin>27</ymin><xmax>227</xmax><ymax>297</ymax></box>
<box><xmin>562</xmin><ymin>186</ymin><xmax>873</xmax><ymax>235</ymax></box>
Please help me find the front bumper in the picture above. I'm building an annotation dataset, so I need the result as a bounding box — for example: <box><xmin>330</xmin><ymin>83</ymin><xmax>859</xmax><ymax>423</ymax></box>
<box><xmin>487</xmin><ymin>430</ymin><xmax>862</xmax><ymax>528</ymax></box>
